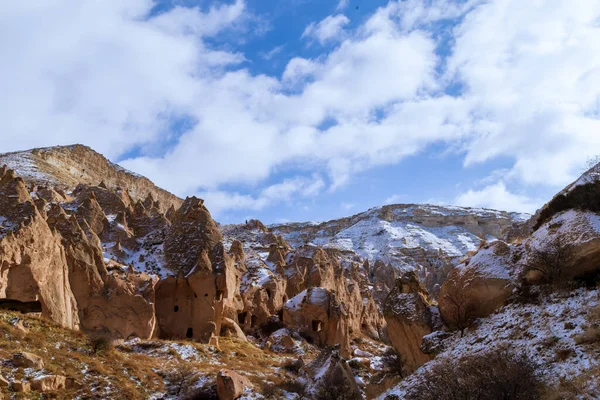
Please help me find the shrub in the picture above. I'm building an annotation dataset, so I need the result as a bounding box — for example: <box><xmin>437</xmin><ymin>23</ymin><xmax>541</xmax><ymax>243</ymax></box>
<box><xmin>523</xmin><ymin>237</ymin><xmax>574</xmax><ymax>283</ymax></box>
<box><xmin>534</xmin><ymin>181</ymin><xmax>600</xmax><ymax>230</ymax></box>
<box><xmin>281</xmin><ymin>358</ymin><xmax>304</xmax><ymax>374</ymax></box>
<box><xmin>166</xmin><ymin>364</ymin><xmax>199</xmax><ymax>398</ymax></box>
<box><xmin>314</xmin><ymin>371</ymin><xmax>362</xmax><ymax>400</ymax></box>
<box><xmin>404</xmin><ymin>348</ymin><xmax>541</xmax><ymax>400</ymax></box>
<box><xmin>554</xmin><ymin>346</ymin><xmax>574</xmax><ymax>361</ymax></box>
<box><xmin>440</xmin><ymin>269</ymin><xmax>478</xmax><ymax>336</ymax></box>
<box><xmin>276</xmin><ymin>379</ymin><xmax>308</xmax><ymax>397</ymax></box>
<box><xmin>89</xmin><ymin>335</ymin><xmax>112</xmax><ymax>354</ymax></box>
<box><xmin>574</xmin><ymin>327</ymin><xmax>600</xmax><ymax>345</ymax></box>
<box><xmin>381</xmin><ymin>348</ymin><xmax>404</xmax><ymax>377</ymax></box>
<box><xmin>184</xmin><ymin>383</ymin><xmax>218</xmax><ymax>400</ymax></box>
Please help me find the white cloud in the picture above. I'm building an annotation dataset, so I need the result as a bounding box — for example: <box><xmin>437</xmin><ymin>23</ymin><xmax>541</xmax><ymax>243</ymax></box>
<box><xmin>198</xmin><ymin>175</ymin><xmax>325</xmax><ymax>215</ymax></box>
<box><xmin>448</xmin><ymin>0</ymin><xmax>600</xmax><ymax>185</ymax></box>
<box><xmin>455</xmin><ymin>182</ymin><xmax>542</xmax><ymax>213</ymax></box>
<box><xmin>302</xmin><ymin>14</ymin><xmax>350</xmax><ymax>45</ymax></box>
<box><xmin>384</xmin><ymin>194</ymin><xmax>407</xmax><ymax>205</ymax></box>
<box><xmin>1</xmin><ymin>0</ymin><xmax>599</xmax><ymax>218</ymax></box>
<box><xmin>336</xmin><ymin>0</ymin><xmax>350</xmax><ymax>11</ymax></box>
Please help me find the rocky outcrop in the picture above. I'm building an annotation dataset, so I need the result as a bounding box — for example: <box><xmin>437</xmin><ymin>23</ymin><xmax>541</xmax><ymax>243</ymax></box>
<box><xmin>155</xmin><ymin>251</ymin><xmax>222</xmax><ymax>344</ymax></box>
<box><xmin>0</xmin><ymin>145</ymin><xmax>181</xmax><ymax>213</ymax></box>
<box><xmin>0</xmin><ymin>169</ymin><xmax>79</xmax><ymax>329</ymax></box>
<box><xmin>31</xmin><ymin>375</ymin><xmax>66</xmax><ymax>392</ymax></box>
<box><xmin>383</xmin><ymin>271</ymin><xmax>436</xmax><ymax>374</ymax></box>
<box><xmin>216</xmin><ymin>369</ymin><xmax>252</xmax><ymax>400</ymax></box>
<box><xmin>525</xmin><ymin>209</ymin><xmax>600</xmax><ymax>280</ymax></box>
<box><xmin>164</xmin><ymin>197</ymin><xmax>222</xmax><ymax>275</ymax></box>
<box><xmin>283</xmin><ymin>287</ymin><xmax>352</xmax><ymax>357</ymax></box>
<box><xmin>438</xmin><ymin>241</ymin><xmax>516</xmax><ymax>328</ymax></box>
<box><xmin>301</xmin><ymin>345</ymin><xmax>362</xmax><ymax>399</ymax></box>
<box><xmin>12</xmin><ymin>352</ymin><xmax>44</xmax><ymax>369</ymax></box>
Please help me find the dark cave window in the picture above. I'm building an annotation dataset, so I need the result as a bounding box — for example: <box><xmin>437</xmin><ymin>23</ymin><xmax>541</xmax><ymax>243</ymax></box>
<box><xmin>251</xmin><ymin>315</ymin><xmax>258</xmax><ymax>327</ymax></box>
<box><xmin>174</xmin><ymin>305</ymin><xmax>179</xmax><ymax>312</ymax></box>
<box><xmin>238</xmin><ymin>312</ymin><xmax>247</xmax><ymax>324</ymax></box>
<box><xmin>186</xmin><ymin>328</ymin><xmax>193</xmax><ymax>338</ymax></box>
<box><xmin>312</xmin><ymin>320</ymin><xmax>323</xmax><ymax>332</ymax></box>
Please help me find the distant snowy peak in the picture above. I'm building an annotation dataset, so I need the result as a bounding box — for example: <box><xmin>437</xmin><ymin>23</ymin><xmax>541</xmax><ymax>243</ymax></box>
<box><xmin>272</xmin><ymin>204</ymin><xmax>528</xmax><ymax>268</ymax></box>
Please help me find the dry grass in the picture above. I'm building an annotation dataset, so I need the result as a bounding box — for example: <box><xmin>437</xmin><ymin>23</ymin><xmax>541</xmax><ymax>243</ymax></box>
<box><xmin>0</xmin><ymin>312</ymin><xmax>303</xmax><ymax>399</ymax></box>
<box><xmin>542</xmin><ymin>365</ymin><xmax>600</xmax><ymax>400</ymax></box>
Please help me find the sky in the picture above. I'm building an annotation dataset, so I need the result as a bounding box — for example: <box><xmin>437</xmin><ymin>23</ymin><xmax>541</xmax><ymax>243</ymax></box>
<box><xmin>1</xmin><ymin>0</ymin><xmax>599</xmax><ymax>224</ymax></box>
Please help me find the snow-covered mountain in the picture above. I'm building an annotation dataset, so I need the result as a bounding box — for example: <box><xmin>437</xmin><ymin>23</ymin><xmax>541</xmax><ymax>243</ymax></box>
<box><xmin>272</xmin><ymin>204</ymin><xmax>528</xmax><ymax>270</ymax></box>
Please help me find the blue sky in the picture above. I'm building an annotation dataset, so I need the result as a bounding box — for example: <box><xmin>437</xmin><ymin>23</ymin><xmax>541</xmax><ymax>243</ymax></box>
<box><xmin>1</xmin><ymin>0</ymin><xmax>599</xmax><ymax>223</ymax></box>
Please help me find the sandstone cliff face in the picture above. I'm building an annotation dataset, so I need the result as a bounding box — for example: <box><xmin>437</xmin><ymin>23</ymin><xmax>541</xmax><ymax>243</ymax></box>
<box><xmin>383</xmin><ymin>271</ymin><xmax>437</xmax><ymax>374</ymax></box>
<box><xmin>0</xmin><ymin>145</ymin><xmax>182</xmax><ymax>213</ymax></box>
<box><xmin>0</xmin><ymin>169</ymin><xmax>79</xmax><ymax>329</ymax></box>
<box><xmin>222</xmin><ymin>222</ymin><xmax>385</xmax><ymax>358</ymax></box>
<box><xmin>272</xmin><ymin>204</ymin><xmax>527</xmax><ymax>303</ymax></box>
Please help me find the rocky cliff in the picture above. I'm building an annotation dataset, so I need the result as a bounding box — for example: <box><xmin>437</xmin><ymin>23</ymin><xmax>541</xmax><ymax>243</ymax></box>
<box><xmin>0</xmin><ymin>145</ymin><xmax>182</xmax><ymax>213</ymax></box>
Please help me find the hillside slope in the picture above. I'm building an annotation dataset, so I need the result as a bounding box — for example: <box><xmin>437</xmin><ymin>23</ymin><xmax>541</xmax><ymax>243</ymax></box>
<box><xmin>0</xmin><ymin>145</ymin><xmax>181</xmax><ymax>213</ymax></box>
<box><xmin>272</xmin><ymin>204</ymin><xmax>527</xmax><ymax>267</ymax></box>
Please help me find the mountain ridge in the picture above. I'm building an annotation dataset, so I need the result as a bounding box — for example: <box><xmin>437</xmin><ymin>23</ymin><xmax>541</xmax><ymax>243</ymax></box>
<box><xmin>0</xmin><ymin>144</ymin><xmax>182</xmax><ymax>213</ymax></box>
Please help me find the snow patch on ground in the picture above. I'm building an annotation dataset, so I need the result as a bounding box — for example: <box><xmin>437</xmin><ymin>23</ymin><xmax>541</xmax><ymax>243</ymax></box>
<box><xmin>383</xmin><ymin>287</ymin><xmax>600</xmax><ymax>398</ymax></box>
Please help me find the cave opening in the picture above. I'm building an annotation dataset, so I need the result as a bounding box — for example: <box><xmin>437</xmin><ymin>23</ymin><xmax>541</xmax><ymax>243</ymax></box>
<box><xmin>312</xmin><ymin>320</ymin><xmax>323</xmax><ymax>332</ymax></box>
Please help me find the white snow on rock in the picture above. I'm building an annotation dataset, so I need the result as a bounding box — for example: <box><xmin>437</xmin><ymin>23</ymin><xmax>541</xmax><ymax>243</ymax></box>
<box><xmin>272</xmin><ymin>204</ymin><xmax>526</xmax><ymax>270</ymax></box>
<box><xmin>285</xmin><ymin>290</ymin><xmax>307</xmax><ymax>311</ymax></box>
<box><xmin>529</xmin><ymin>210</ymin><xmax>600</xmax><ymax>248</ymax></box>
<box><xmin>382</xmin><ymin>287</ymin><xmax>600</xmax><ymax>399</ymax></box>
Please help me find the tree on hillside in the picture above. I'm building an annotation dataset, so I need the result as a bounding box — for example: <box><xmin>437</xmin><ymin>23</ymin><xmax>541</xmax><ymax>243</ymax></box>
<box><xmin>523</xmin><ymin>237</ymin><xmax>574</xmax><ymax>283</ymax></box>
<box><xmin>441</xmin><ymin>270</ymin><xmax>478</xmax><ymax>337</ymax></box>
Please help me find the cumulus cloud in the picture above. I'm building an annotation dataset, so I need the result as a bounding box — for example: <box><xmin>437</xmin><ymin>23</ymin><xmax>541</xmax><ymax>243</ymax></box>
<box><xmin>455</xmin><ymin>182</ymin><xmax>543</xmax><ymax>213</ymax></box>
<box><xmin>336</xmin><ymin>0</ymin><xmax>350</xmax><ymax>11</ymax></box>
<box><xmin>302</xmin><ymin>14</ymin><xmax>350</xmax><ymax>45</ymax></box>
<box><xmin>198</xmin><ymin>175</ymin><xmax>325</xmax><ymax>215</ymax></box>
<box><xmin>1</xmin><ymin>0</ymin><xmax>599</xmax><ymax>217</ymax></box>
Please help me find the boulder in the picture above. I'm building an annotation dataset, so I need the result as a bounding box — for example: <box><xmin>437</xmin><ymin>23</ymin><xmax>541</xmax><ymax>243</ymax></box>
<box><xmin>12</xmin><ymin>352</ymin><xmax>44</xmax><ymax>369</ymax></box>
<box><xmin>216</xmin><ymin>369</ymin><xmax>252</xmax><ymax>400</ymax></box>
<box><xmin>302</xmin><ymin>345</ymin><xmax>361</xmax><ymax>399</ymax></box>
<box><xmin>438</xmin><ymin>241</ymin><xmax>515</xmax><ymax>327</ymax></box>
<box><xmin>383</xmin><ymin>271</ymin><xmax>435</xmax><ymax>373</ymax></box>
<box><xmin>12</xmin><ymin>380</ymin><xmax>30</xmax><ymax>393</ymax></box>
<box><xmin>264</xmin><ymin>328</ymin><xmax>301</xmax><ymax>353</ymax></box>
<box><xmin>0</xmin><ymin>375</ymin><xmax>8</xmax><ymax>388</ymax></box>
<box><xmin>32</xmin><ymin>375</ymin><xmax>66</xmax><ymax>392</ymax></box>
<box><xmin>526</xmin><ymin>210</ymin><xmax>600</xmax><ymax>280</ymax></box>
<box><xmin>220</xmin><ymin>318</ymin><xmax>247</xmax><ymax>341</ymax></box>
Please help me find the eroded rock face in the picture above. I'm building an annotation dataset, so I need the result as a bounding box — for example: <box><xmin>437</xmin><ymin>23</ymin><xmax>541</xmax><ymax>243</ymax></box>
<box><xmin>438</xmin><ymin>241</ymin><xmax>516</xmax><ymax>327</ymax></box>
<box><xmin>383</xmin><ymin>271</ymin><xmax>436</xmax><ymax>374</ymax></box>
<box><xmin>301</xmin><ymin>345</ymin><xmax>362</xmax><ymax>399</ymax></box>
<box><xmin>155</xmin><ymin>268</ymin><xmax>221</xmax><ymax>344</ymax></box>
<box><xmin>164</xmin><ymin>197</ymin><xmax>222</xmax><ymax>276</ymax></box>
<box><xmin>283</xmin><ymin>287</ymin><xmax>352</xmax><ymax>357</ymax></box>
<box><xmin>526</xmin><ymin>210</ymin><xmax>600</xmax><ymax>280</ymax></box>
<box><xmin>0</xmin><ymin>170</ymin><xmax>79</xmax><ymax>329</ymax></box>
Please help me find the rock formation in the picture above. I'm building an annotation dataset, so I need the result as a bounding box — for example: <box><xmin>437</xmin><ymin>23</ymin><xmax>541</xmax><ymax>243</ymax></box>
<box><xmin>383</xmin><ymin>271</ymin><xmax>437</xmax><ymax>374</ymax></box>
